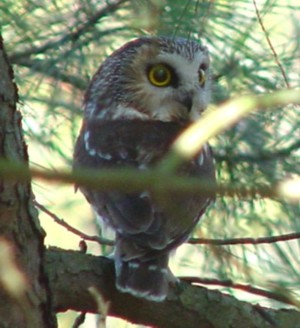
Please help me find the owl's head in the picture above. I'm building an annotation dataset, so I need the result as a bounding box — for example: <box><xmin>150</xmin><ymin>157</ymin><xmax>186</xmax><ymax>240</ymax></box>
<box><xmin>85</xmin><ymin>37</ymin><xmax>210</xmax><ymax>123</ymax></box>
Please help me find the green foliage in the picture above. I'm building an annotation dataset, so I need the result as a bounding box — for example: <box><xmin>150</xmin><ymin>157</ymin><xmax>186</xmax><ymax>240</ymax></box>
<box><xmin>1</xmin><ymin>0</ymin><xmax>299</xmax><ymax>324</ymax></box>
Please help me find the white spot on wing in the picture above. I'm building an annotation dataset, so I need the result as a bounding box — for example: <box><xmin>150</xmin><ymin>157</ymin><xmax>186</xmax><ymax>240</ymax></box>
<box><xmin>197</xmin><ymin>152</ymin><xmax>204</xmax><ymax>166</ymax></box>
<box><xmin>118</xmin><ymin>148</ymin><xmax>128</xmax><ymax>160</ymax></box>
<box><xmin>128</xmin><ymin>262</ymin><xmax>140</xmax><ymax>269</ymax></box>
<box><xmin>138</xmin><ymin>163</ymin><xmax>147</xmax><ymax>170</ymax></box>
<box><xmin>97</xmin><ymin>151</ymin><xmax>112</xmax><ymax>160</ymax></box>
<box><xmin>84</xmin><ymin>102</ymin><xmax>96</xmax><ymax>116</ymax></box>
<box><xmin>148</xmin><ymin>265</ymin><xmax>168</xmax><ymax>274</ymax></box>
<box><xmin>84</xmin><ymin>130</ymin><xmax>112</xmax><ymax>160</ymax></box>
<box><xmin>94</xmin><ymin>210</ymin><xmax>115</xmax><ymax>240</ymax></box>
<box><xmin>84</xmin><ymin>131</ymin><xmax>97</xmax><ymax>156</ymax></box>
<box><xmin>140</xmin><ymin>191</ymin><xmax>150</xmax><ymax>199</ymax></box>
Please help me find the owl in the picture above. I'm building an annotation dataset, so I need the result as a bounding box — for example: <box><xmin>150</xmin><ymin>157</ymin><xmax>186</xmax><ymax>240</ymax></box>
<box><xmin>73</xmin><ymin>36</ymin><xmax>216</xmax><ymax>302</ymax></box>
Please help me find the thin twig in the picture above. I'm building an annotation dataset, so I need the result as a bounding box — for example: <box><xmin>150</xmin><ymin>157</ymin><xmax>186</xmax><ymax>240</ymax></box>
<box><xmin>181</xmin><ymin>277</ymin><xmax>300</xmax><ymax>307</ymax></box>
<box><xmin>35</xmin><ymin>199</ymin><xmax>300</xmax><ymax>247</ymax></box>
<box><xmin>34</xmin><ymin>201</ymin><xmax>114</xmax><ymax>246</ymax></box>
<box><xmin>252</xmin><ymin>0</ymin><xmax>290</xmax><ymax>88</ymax></box>
<box><xmin>189</xmin><ymin>232</ymin><xmax>300</xmax><ymax>246</ymax></box>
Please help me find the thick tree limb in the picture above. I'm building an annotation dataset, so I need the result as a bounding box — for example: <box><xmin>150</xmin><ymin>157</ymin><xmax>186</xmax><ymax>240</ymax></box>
<box><xmin>45</xmin><ymin>248</ymin><xmax>300</xmax><ymax>328</ymax></box>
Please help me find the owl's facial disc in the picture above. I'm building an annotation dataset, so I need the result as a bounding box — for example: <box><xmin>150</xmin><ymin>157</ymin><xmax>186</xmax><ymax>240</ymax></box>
<box><xmin>91</xmin><ymin>38</ymin><xmax>210</xmax><ymax>122</ymax></box>
<box><xmin>142</xmin><ymin>51</ymin><xmax>210</xmax><ymax>122</ymax></box>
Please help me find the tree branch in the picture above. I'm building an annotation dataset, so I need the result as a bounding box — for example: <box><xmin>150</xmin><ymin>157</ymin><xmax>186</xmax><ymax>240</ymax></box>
<box><xmin>159</xmin><ymin>89</ymin><xmax>300</xmax><ymax>172</ymax></box>
<box><xmin>44</xmin><ymin>248</ymin><xmax>300</xmax><ymax>328</ymax></box>
<box><xmin>0</xmin><ymin>158</ymin><xmax>299</xmax><ymax>202</ymax></box>
<box><xmin>37</xmin><ymin>200</ymin><xmax>300</xmax><ymax>247</ymax></box>
<box><xmin>10</xmin><ymin>27</ymin><xmax>125</xmax><ymax>91</ymax></box>
<box><xmin>189</xmin><ymin>232</ymin><xmax>300</xmax><ymax>246</ymax></box>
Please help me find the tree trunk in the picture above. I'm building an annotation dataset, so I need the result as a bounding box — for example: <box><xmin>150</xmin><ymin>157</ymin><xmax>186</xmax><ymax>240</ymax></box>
<box><xmin>0</xmin><ymin>36</ymin><xmax>57</xmax><ymax>328</ymax></box>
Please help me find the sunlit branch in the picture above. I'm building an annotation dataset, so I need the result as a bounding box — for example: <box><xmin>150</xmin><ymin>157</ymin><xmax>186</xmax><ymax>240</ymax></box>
<box><xmin>0</xmin><ymin>159</ymin><xmax>299</xmax><ymax>201</ymax></box>
<box><xmin>0</xmin><ymin>159</ymin><xmax>272</xmax><ymax>198</ymax></box>
<box><xmin>159</xmin><ymin>89</ymin><xmax>300</xmax><ymax>172</ymax></box>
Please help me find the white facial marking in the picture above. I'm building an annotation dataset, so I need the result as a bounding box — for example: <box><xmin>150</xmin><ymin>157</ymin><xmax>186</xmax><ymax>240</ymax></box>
<box><xmin>112</xmin><ymin>104</ymin><xmax>149</xmax><ymax>120</ymax></box>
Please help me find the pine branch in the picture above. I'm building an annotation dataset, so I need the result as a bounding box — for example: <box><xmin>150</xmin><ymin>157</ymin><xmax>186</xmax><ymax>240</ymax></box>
<box><xmin>9</xmin><ymin>0</ymin><xmax>128</xmax><ymax>62</ymax></box>
<box><xmin>159</xmin><ymin>89</ymin><xmax>300</xmax><ymax>172</ymax></box>
<box><xmin>215</xmin><ymin>140</ymin><xmax>300</xmax><ymax>163</ymax></box>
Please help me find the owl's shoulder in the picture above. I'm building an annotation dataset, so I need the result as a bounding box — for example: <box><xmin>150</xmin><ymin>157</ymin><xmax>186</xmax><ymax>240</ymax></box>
<box><xmin>74</xmin><ymin>119</ymin><xmax>187</xmax><ymax>169</ymax></box>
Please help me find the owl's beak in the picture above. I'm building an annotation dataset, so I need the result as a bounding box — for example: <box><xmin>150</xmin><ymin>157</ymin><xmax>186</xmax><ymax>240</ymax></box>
<box><xmin>178</xmin><ymin>91</ymin><xmax>194</xmax><ymax>113</ymax></box>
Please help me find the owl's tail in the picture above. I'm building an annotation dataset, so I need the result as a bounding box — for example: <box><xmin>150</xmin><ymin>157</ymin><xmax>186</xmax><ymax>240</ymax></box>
<box><xmin>114</xmin><ymin>251</ymin><xmax>171</xmax><ymax>302</ymax></box>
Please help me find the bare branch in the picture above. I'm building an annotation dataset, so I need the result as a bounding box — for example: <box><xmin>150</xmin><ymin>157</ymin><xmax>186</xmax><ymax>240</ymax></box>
<box><xmin>34</xmin><ymin>201</ymin><xmax>114</xmax><ymax>246</ymax></box>
<box><xmin>189</xmin><ymin>232</ymin><xmax>300</xmax><ymax>246</ymax></box>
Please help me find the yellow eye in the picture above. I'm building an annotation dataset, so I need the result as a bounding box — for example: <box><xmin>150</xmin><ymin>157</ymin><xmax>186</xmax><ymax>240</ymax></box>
<box><xmin>198</xmin><ymin>68</ymin><xmax>206</xmax><ymax>86</ymax></box>
<box><xmin>148</xmin><ymin>64</ymin><xmax>172</xmax><ymax>87</ymax></box>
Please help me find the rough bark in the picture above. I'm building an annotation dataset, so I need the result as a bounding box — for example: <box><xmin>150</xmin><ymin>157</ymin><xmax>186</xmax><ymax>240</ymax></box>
<box><xmin>0</xmin><ymin>36</ymin><xmax>57</xmax><ymax>328</ymax></box>
<box><xmin>45</xmin><ymin>248</ymin><xmax>300</xmax><ymax>328</ymax></box>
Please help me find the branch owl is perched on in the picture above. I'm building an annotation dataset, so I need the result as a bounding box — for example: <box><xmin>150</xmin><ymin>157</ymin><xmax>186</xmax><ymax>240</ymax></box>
<box><xmin>73</xmin><ymin>37</ymin><xmax>216</xmax><ymax>301</ymax></box>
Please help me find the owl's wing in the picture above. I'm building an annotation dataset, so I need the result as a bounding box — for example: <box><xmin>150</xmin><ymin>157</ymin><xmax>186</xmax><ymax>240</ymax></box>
<box><xmin>74</xmin><ymin>119</ymin><xmax>215</xmax><ymax>252</ymax></box>
<box><xmin>74</xmin><ymin>119</ymin><xmax>176</xmax><ymax>240</ymax></box>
